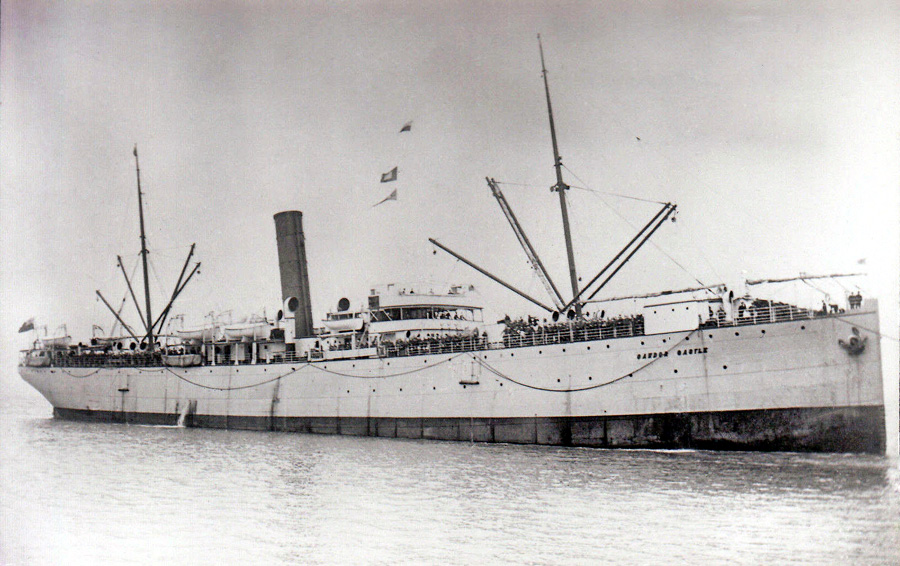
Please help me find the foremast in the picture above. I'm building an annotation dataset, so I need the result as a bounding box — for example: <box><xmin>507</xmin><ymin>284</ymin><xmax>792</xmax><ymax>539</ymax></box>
<box><xmin>539</xmin><ymin>34</ymin><xmax>581</xmax><ymax>317</ymax></box>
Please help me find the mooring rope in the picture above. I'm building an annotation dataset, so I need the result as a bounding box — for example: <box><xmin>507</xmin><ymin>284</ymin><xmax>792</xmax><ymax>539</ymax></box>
<box><xmin>161</xmin><ymin>364</ymin><xmax>303</xmax><ymax>391</ymax></box>
<box><xmin>158</xmin><ymin>351</ymin><xmax>473</xmax><ymax>391</ymax></box>
<box><xmin>57</xmin><ymin>368</ymin><xmax>104</xmax><ymax>378</ymax></box>
<box><xmin>832</xmin><ymin>314</ymin><xmax>899</xmax><ymax>342</ymax></box>
<box><xmin>473</xmin><ymin>329</ymin><xmax>697</xmax><ymax>393</ymax></box>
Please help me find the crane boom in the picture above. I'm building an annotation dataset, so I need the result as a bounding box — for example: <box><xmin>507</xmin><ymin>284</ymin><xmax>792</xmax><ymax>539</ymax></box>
<box><xmin>487</xmin><ymin>177</ymin><xmax>565</xmax><ymax>310</ymax></box>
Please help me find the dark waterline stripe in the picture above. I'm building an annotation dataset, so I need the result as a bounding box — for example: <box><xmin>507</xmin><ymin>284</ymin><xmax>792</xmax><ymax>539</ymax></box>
<box><xmin>52</xmin><ymin>405</ymin><xmax>886</xmax><ymax>455</ymax></box>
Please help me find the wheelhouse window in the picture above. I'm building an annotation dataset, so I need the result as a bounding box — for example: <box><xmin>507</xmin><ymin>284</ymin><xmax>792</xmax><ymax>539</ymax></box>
<box><xmin>370</xmin><ymin>307</ymin><xmax>483</xmax><ymax>322</ymax></box>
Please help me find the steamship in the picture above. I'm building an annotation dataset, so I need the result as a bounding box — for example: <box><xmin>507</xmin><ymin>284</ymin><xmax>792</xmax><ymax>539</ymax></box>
<box><xmin>18</xmin><ymin>40</ymin><xmax>886</xmax><ymax>454</ymax></box>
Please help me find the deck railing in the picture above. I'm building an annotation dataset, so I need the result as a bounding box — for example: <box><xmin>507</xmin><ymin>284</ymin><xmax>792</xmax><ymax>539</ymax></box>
<box><xmin>23</xmin><ymin>302</ymin><xmax>850</xmax><ymax>368</ymax></box>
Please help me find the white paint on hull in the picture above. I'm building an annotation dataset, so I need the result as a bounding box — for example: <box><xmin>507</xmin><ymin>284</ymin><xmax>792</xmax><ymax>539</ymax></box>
<box><xmin>20</xmin><ymin>311</ymin><xmax>883</xmax><ymax>424</ymax></box>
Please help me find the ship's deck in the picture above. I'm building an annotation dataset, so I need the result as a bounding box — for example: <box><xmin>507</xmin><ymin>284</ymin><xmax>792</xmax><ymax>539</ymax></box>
<box><xmin>21</xmin><ymin>301</ymin><xmax>854</xmax><ymax>369</ymax></box>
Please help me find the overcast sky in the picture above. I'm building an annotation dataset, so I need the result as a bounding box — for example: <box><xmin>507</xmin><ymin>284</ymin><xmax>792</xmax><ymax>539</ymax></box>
<box><xmin>2</xmin><ymin>1</ymin><xmax>898</xmax><ymax>397</ymax></box>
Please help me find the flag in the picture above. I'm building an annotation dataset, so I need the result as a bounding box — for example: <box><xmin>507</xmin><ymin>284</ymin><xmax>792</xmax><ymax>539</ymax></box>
<box><xmin>92</xmin><ymin>324</ymin><xmax>104</xmax><ymax>336</ymax></box>
<box><xmin>18</xmin><ymin>318</ymin><xmax>34</xmax><ymax>333</ymax></box>
<box><xmin>133</xmin><ymin>145</ymin><xmax>138</xmax><ymax>157</ymax></box>
<box><xmin>857</xmin><ymin>258</ymin><xmax>867</xmax><ymax>265</ymax></box>
<box><xmin>400</xmin><ymin>121</ymin><xmax>412</xmax><ymax>133</ymax></box>
<box><xmin>373</xmin><ymin>189</ymin><xmax>398</xmax><ymax>207</ymax></box>
<box><xmin>380</xmin><ymin>166</ymin><xmax>398</xmax><ymax>183</ymax></box>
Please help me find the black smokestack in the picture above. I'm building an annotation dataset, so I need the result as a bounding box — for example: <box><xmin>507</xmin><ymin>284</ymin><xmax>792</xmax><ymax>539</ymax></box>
<box><xmin>274</xmin><ymin>211</ymin><xmax>314</xmax><ymax>338</ymax></box>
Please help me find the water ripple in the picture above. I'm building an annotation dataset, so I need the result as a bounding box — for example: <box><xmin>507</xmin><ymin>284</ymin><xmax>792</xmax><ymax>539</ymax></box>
<box><xmin>2</xmin><ymin>393</ymin><xmax>897</xmax><ymax>565</ymax></box>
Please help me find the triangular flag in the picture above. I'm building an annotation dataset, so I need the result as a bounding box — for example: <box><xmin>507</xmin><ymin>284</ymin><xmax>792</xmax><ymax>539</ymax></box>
<box><xmin>380</xmin><ymin>166</ymin><xmax>398</xmax><ymax>183</ymax></box>
<box><xmin>373</xmin><ymin>189</ymin><xmax>398</xmax><ymax>207</ymax></box>
<box><xmin>400</xmin><ymin>121</ymin><xmax>412</xmax><ymax>133</ymax></box>
<box><xmin>18</xmin><ymin>317</ymin><xmax>35</xmax><ymax>333</ymax></box>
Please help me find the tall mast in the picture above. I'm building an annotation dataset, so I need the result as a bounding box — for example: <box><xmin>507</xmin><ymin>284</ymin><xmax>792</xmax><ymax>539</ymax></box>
<box><xmin>133</xmin><ymin>145</ymin><xmax>154</xmax><ymax>349</ymax></box>
<box><xmin>539</xmin><ymin>34</ymin><xmax>581</xmax><ymax>316</ymax></box>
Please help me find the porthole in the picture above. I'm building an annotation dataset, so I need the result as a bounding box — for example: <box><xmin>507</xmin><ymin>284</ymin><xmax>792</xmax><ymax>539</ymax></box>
<box><xmin>400</xmin><ymin>388</ymin><xmax>403</xmax><ymax>392</ymax></box>
<box><xmin>801</xmin><ymin>325</ymin><xmax>805</xmax><ymax>330</ymax></box>
<box><xmin>346</xmin><ymin>390</ymin><xmax>350</xmax><ymax>394</ymax></box>
<box><xmin>424</xmin><ymin>359</ymin><xmax>427</xmax><ymax>364</ymax></box>
<box><xmin>734</xmin><ymin>332</ymin><xmax>740</xmax><ymax>337</ymax></box>
<box><xmin>708</xmin><ymin>334</ymin><xmax>713</xmax><ymax>339</ymax></box>
<box><xmin>539</xmin><ymin>350</ymin><xmax>542</xmax><ymax>354</ymax></box>
<box><xmin>499</xmin><ymin>383</ymin><xmax>503</xmax><ymax>387</ymax></box>
<box><xmin>433</xmin><ymin>386</ymin><xmax>436</xmax><ymax>390</ymax></box>
<box><xmin>606</xmin><ymin>345</ymin><xmax>610</xmax><ymax>349</ymax></box>
<box><xmin>674</xmin><ymin>369</ymin><xmax>678</xmax><ymax>374</ymax></box>
<box><xmin>588</xmin><ymin>376</ymin><xmax>593</xmax><ymax>381</ymax></box>
<box><xmin>723</xmin><ymin>365</ymin><xmax>728</xmax><ymax>370</ymax></box>
<box><xmin>557</xmin><ymin>378</ymin><xmax>561</xmax><ymax>383</ymax></box>
<box><xmin>761</xmin><ymin>329</ymin><xmax>766</xmax><ymax>335</ymax></box>
<box><xmin>641</xmin><ymin>341</ymin><xmax>645</xmax><ymax>345</ymax></box>
<box><xmin>587</xmin><ymin>346</ymin><xmax>591</xmax><ymax>351</ymax></box>
<box><xmin>562</xmin><ymin>348</ymin><xmax>566</xmax><ymax>352</ymax></box>
<box><xmin>685</xmin><ymin>336</ymin><xmax>690</xmax><ymax>341</ymax></box>
<box><xmin>511</xmin><ymin>353</ymin><xmax>515</xmax><ymax>357</ymax></box>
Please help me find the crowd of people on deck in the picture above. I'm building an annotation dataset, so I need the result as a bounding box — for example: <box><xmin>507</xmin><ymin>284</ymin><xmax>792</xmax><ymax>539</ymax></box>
<box><xmin>501</xmin><ymin>314</ymin><xmax>645</xmax><ymax>347</ymax></box>
<box><xmin>45</xmin><ymin>346</ymin><xmax>163</xmax><ymax>368</ymax></box>
<box><xmin>379</xmin><ymin>332</ymin><xmax>489</xmax><ymax>357</ymax></box>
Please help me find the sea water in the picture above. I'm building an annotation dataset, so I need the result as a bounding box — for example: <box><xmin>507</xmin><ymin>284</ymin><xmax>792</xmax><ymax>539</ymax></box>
<box><xmin>2</xmin><ymin>385</ymin><xmax>898</xmax><ymax>565</ymax></box>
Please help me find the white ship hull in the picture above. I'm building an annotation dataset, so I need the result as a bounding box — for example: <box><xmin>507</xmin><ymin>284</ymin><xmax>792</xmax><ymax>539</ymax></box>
<box><xmin>20</xmin><ymin>308</ymin><xmax>885</xmax><ymax>453</ymax></box>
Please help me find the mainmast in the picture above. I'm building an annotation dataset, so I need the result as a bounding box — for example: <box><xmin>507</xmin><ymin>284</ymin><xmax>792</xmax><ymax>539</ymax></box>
<box><xmin>539</xmin><ymin>34</ymin><xmax>581</xmax><ymax>317</ymax></box>
<box><xmin>133</xmin><ymin>145</ymin><xmax>154</xmax><ymax>350</ymax></box>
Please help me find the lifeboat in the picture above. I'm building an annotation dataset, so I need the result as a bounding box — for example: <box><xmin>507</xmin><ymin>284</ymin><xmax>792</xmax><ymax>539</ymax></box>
<box><xmin>322</xmin><ymin>317</ymin><xmax>364</xmax><ymax>332</ymax></box>
<box><xmin>223</xmin><ymin>322</ymin><xmax>271</xmax><ymax>341</ymax></box>
<box><xmin>176</xmin><ymin>326</ymin><xmax>216</xmax><ymax>342</ymax></box>
<box><xmin>40</xmin><ymin>335</ymin><xmax>70</xmax><ymax>348</ymax></box>
<box><xmin>24</xmin><ymin>350</ymin><xmax>51</xmax><ymax>367</ymax></box>
<box><xmin>162</xmin><ymin>353</ymin><xmax>202</xmax><ymax>367</ymax></box>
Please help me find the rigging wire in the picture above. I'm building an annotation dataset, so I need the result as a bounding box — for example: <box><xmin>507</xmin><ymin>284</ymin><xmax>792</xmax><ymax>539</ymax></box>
<box><xmin>801</xmin><ymin>278</ymin><xmax>831</xmax><ymax>300</ymax></box>
<box><xmin>496</xmin><ymin>178</ymin><xmax>666</xmax><ymax>205</ymax></box>
<box><xmin>146</xmin><ymin>255</ymin><xmax>173</xmax><ymax>308</ymax></box>
<box><xmin>568</xmin><ymin>184</ymin><xmax>666</xmax><ymax>205</ymax></box>
<box><xmin>561</xmin><ymin>163</ymin><xmax>710</xmax><ymax>290</ymax></box>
